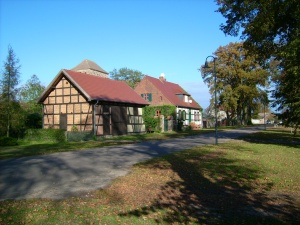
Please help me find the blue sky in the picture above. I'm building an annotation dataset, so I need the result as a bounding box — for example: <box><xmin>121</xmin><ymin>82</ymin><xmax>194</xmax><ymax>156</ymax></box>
<box><xmin>0</xmin><ymin>0</ymin><xmax>239</xmax><ymax>109</ymax></box>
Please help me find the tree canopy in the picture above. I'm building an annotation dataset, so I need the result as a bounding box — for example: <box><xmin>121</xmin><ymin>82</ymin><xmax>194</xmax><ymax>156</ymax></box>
<box><xmin>19</xmin><ymin>74</ymin><xmax>45</xmax><ymax>129</ymax></box>
<box><xmin>109</xmin><ymin>67</ymin><xmax>144</xmax><ymax>89</ymax></box>
<box><xmin>19</xmin><ymin>74</ymin><xmax>45</xmax><ymax>113</ymax></box>
<box><xmin>201</xmin><ymin>42</ymin><xmax>270</xmax><ymax>125</ymax></box>
<box><xmin>216</xmin><ymin>0</ymin><xmax>300</xmax><ymax>133</ymax></box>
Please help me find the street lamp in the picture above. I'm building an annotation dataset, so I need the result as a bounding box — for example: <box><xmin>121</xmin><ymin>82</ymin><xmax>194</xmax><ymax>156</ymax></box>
<box><xmin>203</xmin><ymin>56</ymin><xmax>218</xmax><ymax>145</ymax></box>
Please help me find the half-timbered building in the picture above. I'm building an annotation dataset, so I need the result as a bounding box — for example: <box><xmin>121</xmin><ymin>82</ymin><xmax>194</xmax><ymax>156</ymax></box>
<box><xmin>37</xmin><ymin>60</ymin><xmax>148</xmax><ymax>136</ymax></box>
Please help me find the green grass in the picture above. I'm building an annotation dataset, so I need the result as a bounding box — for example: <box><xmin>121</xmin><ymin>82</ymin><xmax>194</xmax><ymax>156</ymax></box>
<box><xmin>243</xmin><ymin>128</ymin><xmax>300</xmax><ymax>143</ymax></box>
<box><xmin>0</xmin><ymin>128</ymin><xmax>299</xmax><ymax>224</ymax></box>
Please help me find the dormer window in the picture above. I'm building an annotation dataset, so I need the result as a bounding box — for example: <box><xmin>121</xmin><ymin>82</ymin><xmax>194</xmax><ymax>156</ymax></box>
<box><xmin>176</xmin><ymin>93</ymin><xmax>191</xmax><ymax>102</ymax></box>
<box><xmin>184</xmin><ymin>95</ymin><xmax>189</xmax><ymax>102</ymax></box>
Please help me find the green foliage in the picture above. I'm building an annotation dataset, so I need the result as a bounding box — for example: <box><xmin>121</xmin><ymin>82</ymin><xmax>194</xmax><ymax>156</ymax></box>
<box><xmin>201</xmin><ymin>42</ymin><xmax>270</xmax><ymax>125</ymax></box>
<box><xmin>143</xmin><ymin>105</ymin><xmax>176</xmax><ymax>130</ymax></box>
<box><xmin>216</xmin><ymin>0</ymin><xmax>300</xmax><ymax>131</ymax></box>
<box><xmin>1</xmin><ymin>45</ymin><xmax>21</xmax><ymax>101</ymax></box>
<box><xmin>0</xmin><ymin>100</ymin><xmax>27</xmax><ymax>138</ymax></box>
<box><xmin>66</xmin><ymin>131</ymin><xmax>94</xmax><ymax>142</ymax></box>
<box><xmin>25</xmin><ymin>113</ymin><xmax>42</xmax><ymax>129</ymax></box>
<box><xmin>71</xmin><ymin>125</ymin><xmax>79</xmax><ymax>132</ymax></box>
<box><xmin>0</xmin><ymin>136</ymin><xmax>18</xmax><ymax>146</ymax></box>
<box><xmin>1</xmin><ymin>45</ymin><xmax>21</xmax><ymax>137</ymax></box>
<box><xmin>19</xmin><ymin>74</ymin><xmax>45</xmax><ymax>114</ymax></box>
<box><xmin>144</xmin><ymin>117</ymin><xmax>160</xmax><ymax>130</ymax></box>
<box><xmin>143</xmin><ymin>105</ymin><xmax>176</xmax><ymax>118</ymax></box>
<box><xmin>19</xmin><ymin>74</ymin><xmax>45</xmax><ymax>103</ymax></box>
<box><xmin>109</xmin><ymin>67</ymin><xmax>144</xmax><ymax>89</ymax></box>
<box><xmin>24</xmin><ymin>129</ymin><xmax>66</xmax><ymax>142</ymax></box>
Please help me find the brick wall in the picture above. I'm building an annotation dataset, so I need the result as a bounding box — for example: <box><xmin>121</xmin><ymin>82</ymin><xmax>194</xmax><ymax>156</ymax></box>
<box><xmin>134</xmin><ymin>77</ymin><xmax>173</xmax><ymax>106</ymax></box>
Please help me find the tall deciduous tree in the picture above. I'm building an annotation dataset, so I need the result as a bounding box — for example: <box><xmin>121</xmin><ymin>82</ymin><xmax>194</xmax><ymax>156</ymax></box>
<box><xmin>110</xmin><ymin>67</ymin><xmax>144</xmax><ymax>89</ymax></box>
<box><xmin>19</xmin><ymin>74</ymin><xmax>45</xmax><ymax>113</ymax></box>
<box><xmin>201</xmin><ymin>42</ymin><xmax>270</xmax><ymax>125</ymax></box>
<box><xmin>216</xmin><ymin>0</ymin><xmax>300</xmax><ymax>134</ymax></box>
<box><xmin>19</xmin><ymin>74</ymin><xmax>45</xmax><ymax>129</ymax></box>
<box><xmin>0</xmin><ymin>46</ymin><xmax>21</xmax><ymax>137</ymax></box>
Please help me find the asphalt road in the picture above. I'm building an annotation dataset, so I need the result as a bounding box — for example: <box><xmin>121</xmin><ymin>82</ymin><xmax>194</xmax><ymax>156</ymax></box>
<box><xmin>0</xmin><ymin>127</ymin><xmax>263</xmax><ymax>201</ymax></box>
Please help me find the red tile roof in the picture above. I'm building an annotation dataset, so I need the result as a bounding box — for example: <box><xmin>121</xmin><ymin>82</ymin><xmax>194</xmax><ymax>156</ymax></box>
<box><xmin>66</xmin><ymin>70</ymin><xmax>149</xmax><ymax>104</ymax></box>
<box><xmin>38</xmin><ymin>70</ymin><xmax>148</xmax><ymax>105</ymax></box>
<box><xmin>144</xmin><ymin>75</ymin><xmax>201</xmax><ymax>109</ymax></box>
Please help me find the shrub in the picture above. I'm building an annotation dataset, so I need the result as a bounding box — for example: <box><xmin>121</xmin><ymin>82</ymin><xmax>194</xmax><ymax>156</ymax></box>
<box><xmin>66</xmin><ymin>131</ymin><xmax>94</xmax><ymax>142</ymax></box>
<box><xmin>0</xmin><ymin>136</ymin><xmax>18</xmax><ymax>146</ymax></box>
<box><xmin>25</xmin><ymin>113</ymin><xmax>43</xmax><ymax>129</ymax></box>
<box><xmin>144</xmin><ymin>117</ymin><xmax>160</xmax><ymax>130</ymax></box>
<box><xmin>24</xmin><ymin>129</ymin><xmax>66</xmax><ymax>142</ymax></box>
<box><xmin>177</xmin><ymin>120</ymin><xmax>184</xmax><ymax>131</ymax></box>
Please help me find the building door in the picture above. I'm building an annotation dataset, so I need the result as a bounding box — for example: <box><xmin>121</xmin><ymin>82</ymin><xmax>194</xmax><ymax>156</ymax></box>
<box><xmin>103</xmin><ymin>105</ymin><xmax>110</xmax><ymax>135</ymax></box>
<box><xmin>189</xmin><ymin>110</ymin><xmax>192</xmax><ymax>123</ymax></box>
<box><xmin>60</xmin><ymin>114</ymin><xmax>67</xmax><ymax>130</ymax></box>
<box><xmin>111</xmin><ymin>106</ymin><xmax>127</xmax><ymax>135</ymax></box>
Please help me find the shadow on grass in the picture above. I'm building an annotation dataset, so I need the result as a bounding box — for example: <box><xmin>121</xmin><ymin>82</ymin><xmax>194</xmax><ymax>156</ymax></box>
<box><xmin>119</xmin><ymin>146</ymin><xmax>300</xmax><ymax>224</ymax></box>
<box><xmin>239</xmin><ymin>130</ymin><xmax>300</xmax><ymax>149</ymax></box>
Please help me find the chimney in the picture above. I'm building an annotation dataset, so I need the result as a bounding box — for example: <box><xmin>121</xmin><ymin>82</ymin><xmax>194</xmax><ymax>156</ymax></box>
<box><xmin>159</xmin><ymin>73</ymin><xmax>166</xmax><ymax>82</ymax></box>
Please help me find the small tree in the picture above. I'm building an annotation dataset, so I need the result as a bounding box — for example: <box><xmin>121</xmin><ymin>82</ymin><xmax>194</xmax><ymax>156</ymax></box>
<box><xmin>0</xmin><ymin>46</ymin><xmax>21</xmax><ymax>137</ymax></box>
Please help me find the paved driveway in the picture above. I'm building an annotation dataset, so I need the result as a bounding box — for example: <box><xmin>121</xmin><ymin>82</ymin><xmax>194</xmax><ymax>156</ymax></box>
<box><xmin>0</xmin><ymin>127</ymin><xmax>263</xmax><ymax>200</ymax></box>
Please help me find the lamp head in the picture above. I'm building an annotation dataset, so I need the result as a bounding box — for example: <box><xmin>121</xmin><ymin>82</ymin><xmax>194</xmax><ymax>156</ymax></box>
<box><xmin>203</xmin><ymin>60</ymin><xmax>210</xmax><ymax>69</ymax></box>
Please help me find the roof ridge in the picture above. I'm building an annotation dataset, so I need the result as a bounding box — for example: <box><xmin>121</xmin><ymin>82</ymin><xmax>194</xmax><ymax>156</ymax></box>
<box><xmin>71</xmin><ymin>59</ymin><xmax>108</xmax><ymax>74</ymax></box>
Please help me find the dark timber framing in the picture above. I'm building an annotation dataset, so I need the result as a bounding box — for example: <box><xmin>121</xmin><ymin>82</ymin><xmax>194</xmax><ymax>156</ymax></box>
<box><xmin>39</xmin><ymin>72</ymin><xmax>146</xmax><ymax>136</ymax></box>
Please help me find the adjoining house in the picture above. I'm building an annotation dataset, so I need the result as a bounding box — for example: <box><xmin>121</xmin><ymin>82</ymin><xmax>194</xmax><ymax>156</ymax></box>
<box><xmin>37</xmin><ymin>59</ymin><xmax>148</xmax><ymax>137</ymax></box>
<box><xmin>134</xmin><ymin>74</ymin><xmax>203</xmax><ymax>129</ymax></box>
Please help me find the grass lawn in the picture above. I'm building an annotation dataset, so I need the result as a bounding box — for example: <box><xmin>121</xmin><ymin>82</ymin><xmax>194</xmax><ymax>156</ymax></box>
<box><xmin>0</xmin><ymin>128</ymin><xmax>299</xmax><ymax>224</ymax></box>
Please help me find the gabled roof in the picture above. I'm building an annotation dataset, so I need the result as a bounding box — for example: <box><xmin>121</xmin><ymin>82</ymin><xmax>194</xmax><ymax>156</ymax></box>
<box><xmin>71</xmin><ymin>59</ymin><xmax>108</xmax><ymax>74</ymax></box>
<box><xmin>38</xmin><ymin>70</ymin><xmax>148</xmax><ymax>105</ymax></box>
<box><xmin>143</xmin><ymin>75</ymin><xmax>201</xmax><ymax>109</ymax></box>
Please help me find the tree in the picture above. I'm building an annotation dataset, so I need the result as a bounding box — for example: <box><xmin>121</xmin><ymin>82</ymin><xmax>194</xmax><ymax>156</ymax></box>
<box><xmin>19</xmin><ymin>74</ymin><xmax>45</xmax><ymax>129</ymax></box>
<box><xmin>216</xmin><ymin>0</ymin><xmax>300</xmax><ymax>134</ymax></box>
<box><xmin>201</xmin><ymin>42</ymin><xmax>270</xmax><ymax>125</ymax></box>
<box><xmin>109</xmin><ymin>67</ymin><xmax>144</xmax><ymax>89</ymax></box>
<box><xmin>19</xmin><ymin>74</ymin><xmax>45</xmax><ymax>114</ymax></box>
<box><xmin>0</xmin><ymin>45</ymin><xmax>21</xmax><ymax>137</ymax></box>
